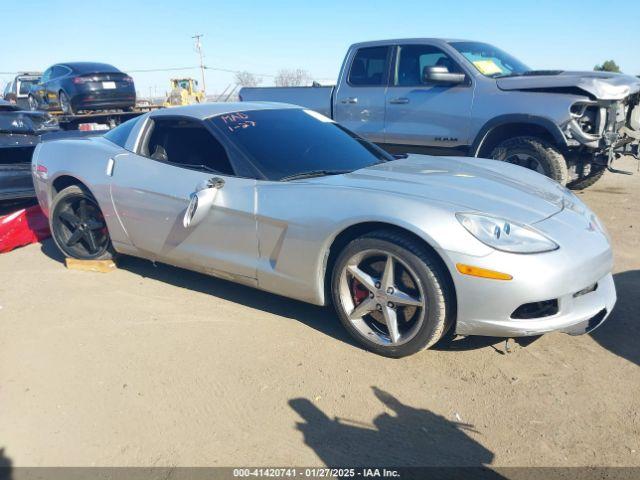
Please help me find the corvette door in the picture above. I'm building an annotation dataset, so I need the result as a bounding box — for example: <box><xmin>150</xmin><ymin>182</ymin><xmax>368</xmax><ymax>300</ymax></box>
<box><xmin>109</xmin><ymin>116</ymin><xmax>258</xmax><ymax>284</ymax></box>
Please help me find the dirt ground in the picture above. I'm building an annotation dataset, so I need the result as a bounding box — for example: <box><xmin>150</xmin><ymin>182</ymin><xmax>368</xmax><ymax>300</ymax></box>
<box><xmin>0</xmin><ymin>157</ymin><xmax>639</xmax><ymax>469</ymax></box>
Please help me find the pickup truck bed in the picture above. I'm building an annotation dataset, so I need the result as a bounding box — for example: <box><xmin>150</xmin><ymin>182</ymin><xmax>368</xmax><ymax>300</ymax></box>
<box><xmin>239</xmin><ymin>86</ymin><xmax>334</xmax><ymax>118</ymax></box>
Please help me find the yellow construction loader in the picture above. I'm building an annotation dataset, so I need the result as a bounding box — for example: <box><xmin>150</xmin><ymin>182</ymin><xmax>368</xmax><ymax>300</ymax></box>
<box><xmin>164</xmin><ymin>78</ymin><xmax>205</xmax><ymax>106</ymax></box>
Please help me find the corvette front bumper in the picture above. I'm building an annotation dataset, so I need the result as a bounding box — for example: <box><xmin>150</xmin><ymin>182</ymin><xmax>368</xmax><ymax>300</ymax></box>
<box><xmin>443</xmin><ymin>206</ymin><xmax>617</xmax><ymax>338</ymax></box>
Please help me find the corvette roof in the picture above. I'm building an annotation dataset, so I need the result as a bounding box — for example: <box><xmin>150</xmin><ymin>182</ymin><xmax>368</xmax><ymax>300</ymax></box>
<box><xmin>149</xmin><ymin>102</ymin><xmax>301</xmax><ymax>120</ymax></box>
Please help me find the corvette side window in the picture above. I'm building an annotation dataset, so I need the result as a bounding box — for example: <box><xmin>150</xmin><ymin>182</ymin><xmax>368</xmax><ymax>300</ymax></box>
<box><xmin>145</xmin><ymin>118</ymin><xmax>234</xmax><ymax>175</ymax></box>
<box><xmin>104</xmin><ymin>117</ymin><xmax>140</xmax><ymax>148</ymax></box>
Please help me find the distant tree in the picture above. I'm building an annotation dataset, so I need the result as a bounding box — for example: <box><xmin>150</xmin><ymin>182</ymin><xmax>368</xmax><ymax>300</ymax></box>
<box><xmin>234</xmin><ymin>71</ymin><xmax>261</xmax><ymax>87</ymax></box>
<box><xmin>594</xmin><ymin>60</ymin><xmax>621</xmax><ymax>73</ymax></box>
<box><xmin>274</xmin><ymin>68</ymin><xmax>312</xmax><ymax>87</ymax></box>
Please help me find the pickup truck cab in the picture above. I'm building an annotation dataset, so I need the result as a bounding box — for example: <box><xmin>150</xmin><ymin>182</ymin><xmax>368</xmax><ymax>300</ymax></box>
<box><xmin>240</xmin><ymin>38</ymin><xmax>640</xmax><ymax>189</ymax></box>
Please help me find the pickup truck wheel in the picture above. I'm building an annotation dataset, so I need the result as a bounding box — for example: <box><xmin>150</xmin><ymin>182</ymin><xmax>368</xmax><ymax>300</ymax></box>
<box><xmin>567</xmin><ymin>165</ymin><xmax>606</xmax><ymax>190</ymax></box>
<box><xmin>331</xmin><ymin>230</ymin><xmax>453</xmax><ymax>358</ymax></box>
<box><xmin>490</xmin><ymin>136</ymin><xmax>569</xmax><ymax>185</ymax></box>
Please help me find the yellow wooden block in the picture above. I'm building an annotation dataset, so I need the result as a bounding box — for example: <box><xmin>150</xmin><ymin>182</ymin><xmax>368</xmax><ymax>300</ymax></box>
<box><xmin>65</xmin><ymin>258</ymin><xmax>116</xmax><ymax>273</ymax></box>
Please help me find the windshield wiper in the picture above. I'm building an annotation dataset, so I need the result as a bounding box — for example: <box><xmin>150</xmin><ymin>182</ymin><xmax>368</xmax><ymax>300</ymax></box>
<box><xmin>177</xmin><ymin>163</ymin><xmax>219</xmax><ymax>173</ymax></box>
<box><xmin>280</xmin><ymin>169</ymin><xmax>352</xmax><ymax>181</ymax></box>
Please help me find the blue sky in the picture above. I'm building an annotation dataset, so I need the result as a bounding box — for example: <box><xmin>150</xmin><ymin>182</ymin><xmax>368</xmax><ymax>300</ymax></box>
<box><xmin>1</xmin><ymin>0</ymin><xmax>638</xmax><ymax>97</ymax></box>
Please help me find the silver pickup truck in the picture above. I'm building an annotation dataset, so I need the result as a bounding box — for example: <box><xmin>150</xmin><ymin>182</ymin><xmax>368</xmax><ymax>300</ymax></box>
<box><xmin>240</xmin><ymin>38</ymin><xmax>640</xmax><ymax>189</ymax></box>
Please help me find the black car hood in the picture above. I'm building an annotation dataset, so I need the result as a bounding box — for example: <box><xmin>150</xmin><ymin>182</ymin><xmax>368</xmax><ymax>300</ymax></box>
<box><xmin>0</xmin><ymin>109</ymin><xmax>59</xmax><ymax>135</ymax></box>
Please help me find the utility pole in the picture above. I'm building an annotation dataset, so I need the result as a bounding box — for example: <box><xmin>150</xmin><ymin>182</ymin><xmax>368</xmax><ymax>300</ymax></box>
<box><xmin>192</xmin><ymin>34</ymin><xmax>206</xmax><ymax>99</ymax></box>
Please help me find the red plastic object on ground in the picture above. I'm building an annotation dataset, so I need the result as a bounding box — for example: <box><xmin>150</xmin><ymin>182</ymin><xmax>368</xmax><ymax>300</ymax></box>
<box><xmin>0</xmin><ymin>205</ymin><xmax>51</xmax><ymax>254</ymax></box>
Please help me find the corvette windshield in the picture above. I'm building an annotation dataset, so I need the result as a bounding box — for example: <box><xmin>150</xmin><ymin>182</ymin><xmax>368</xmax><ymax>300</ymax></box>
<box><xmin>449</xmin><ymin>41</ymin><xmax>531</xmax><ymax>78</ymax></box>
<box><xmin>210</xmin><ymin>108</ymin><xmax>392</xmax><ymax>181</ymax></box>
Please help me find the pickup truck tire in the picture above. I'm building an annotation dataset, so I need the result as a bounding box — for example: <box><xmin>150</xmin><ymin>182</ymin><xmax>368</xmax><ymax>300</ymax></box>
<box><xmin>567</xmin><ymin>166</ymin><xmax>606</xmax><ymax>190</ymax></box>
<box><xmin>331</xmin><ymin>230</ymin><xmax>453</xmax><ymax>358</ymax></box>
<box><xmin>490</xmin><ymin>136</ymin><xmax>569</xmax><ymax>185</ymax></box>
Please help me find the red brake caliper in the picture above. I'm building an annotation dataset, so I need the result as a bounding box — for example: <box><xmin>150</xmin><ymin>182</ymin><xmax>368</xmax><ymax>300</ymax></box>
<box><xmin>351</xmin><ymin>278</ymin><xmax>369</xmax><ymax>305</ymax></box>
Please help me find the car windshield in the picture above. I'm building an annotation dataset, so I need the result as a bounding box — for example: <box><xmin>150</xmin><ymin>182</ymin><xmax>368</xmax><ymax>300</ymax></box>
<box><xmin>449</xmin><ymin>41</ymin><xmax>531</xmax><ymax>78</ymax></box>
<box><xmin>210</xmin><ymin>108</ymin><xmax>392</xmax><ymax>181</ymax></box>
<box><xmin>18</xmin><ymin>79</ymin><xmax>39</xmax><ymax>95</ymax></box>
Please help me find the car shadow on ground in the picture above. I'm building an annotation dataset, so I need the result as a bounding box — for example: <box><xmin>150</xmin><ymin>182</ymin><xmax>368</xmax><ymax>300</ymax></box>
<box><xmin>433</xmin><ymin>334</ymin><xmax>540</xmax><ymax>353</ymax></box>
<box><xmin>39</xmin><ymin>239</ymin><xmax>544</xmax><ymax>355</ymax></box>
<box><xmin>39</xmin><ymin>239</ymin><xmax>358</xmax><ymax>349</ymax></box>
<box><xmin>590</xmin><ymin>270</ymin><xmax>640</xmax><ymax>367</ymax></box>
<box><xmin>290</xmin><ymin>387</ymin><xmax>504</xmax><ymax>477</ymax></box>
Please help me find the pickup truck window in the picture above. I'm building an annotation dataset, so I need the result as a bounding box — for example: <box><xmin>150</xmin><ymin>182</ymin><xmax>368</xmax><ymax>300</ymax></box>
<box><xmin>348</xmin><ymin>47</ymin><xmax>390</xmax><ymax>86</ymax></box>
<box><xmin>449</xmin><ymin>41</ymin><xmax>530</xmax><ymax>78</ymax></box>
<box><xmin>211</xmin><ymin>108</ymin><xmax>392</xmax><ymax>181</ymax></box>
<box><xmin>394</xmin><ymin>45</ymin><xmax>464</xmax><ymax>86</ymax></box>
<box><xmin>18</xmin><ymin>79</ymin><xmax>38</xmax><ymax>95</ymax></box>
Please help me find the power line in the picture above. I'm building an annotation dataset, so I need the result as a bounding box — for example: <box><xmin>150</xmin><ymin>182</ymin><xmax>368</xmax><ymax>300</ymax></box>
<box><xmin>127</xmin><ymin>66</ymin><xmax>201</xmax><ymax>73</ymax></box>
<box><xmin>1</xmin><ymin>65</ymin><xmax>335</xmax><ymax>81</ymax></box>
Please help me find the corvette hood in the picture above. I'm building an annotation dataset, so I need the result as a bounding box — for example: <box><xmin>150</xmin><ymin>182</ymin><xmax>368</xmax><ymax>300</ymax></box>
<box><xmin>318</xmin><ymin>155</ymin><xmax>567</xmax><ymax>225</ymax></box>
<box><xmin>496</xmin><ymin>71</ymin><xmax>640</xmax><ymax>100</ymax></box>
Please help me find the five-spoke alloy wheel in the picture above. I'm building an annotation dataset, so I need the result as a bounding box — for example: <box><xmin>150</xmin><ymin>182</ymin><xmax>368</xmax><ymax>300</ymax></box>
<box><xmin>331</xmin><ymin>230</ymin><xmax>453</xmax><ymax>357</ymax></box>
<box><xmin>50</xmin><ymin>185</ymin><xmax>113</xmax><ymax>260</ymax></box>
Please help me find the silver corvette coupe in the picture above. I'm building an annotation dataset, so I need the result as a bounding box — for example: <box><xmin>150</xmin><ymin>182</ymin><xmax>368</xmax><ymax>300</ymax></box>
<box><xmin>32</xmin><ymin>103</ymin><xmax>616</xmax><ymax>357</ymax></box>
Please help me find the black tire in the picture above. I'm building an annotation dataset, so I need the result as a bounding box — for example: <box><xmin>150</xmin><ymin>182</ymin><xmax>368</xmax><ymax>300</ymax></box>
<box><xmin>331</xmin><ymin>230</ymin><xmax>454</xmax><ymax>358</ymax></box>
<box><xmin>490</xmin><ymin>136</ymin><xmax>569</xmax><ymax>185</ymax></box>
<box><xmin>28</xmin><ymin>95</ymin><xmax>38</xmax><ymax>111</ymax></box>
<box><xmin>50</xmin><ymin>185</ymin><xmax>114</xmax><ymax>260</ymax></box>
<box><xmin>567</xmin><ymin>165</ymin><xmax>606</xmax><ymax>190</ymax></box>
<box><xmin>59</xmin><ymin>91</ymin><xmax>75</xmax><ymax>115</ymax></box>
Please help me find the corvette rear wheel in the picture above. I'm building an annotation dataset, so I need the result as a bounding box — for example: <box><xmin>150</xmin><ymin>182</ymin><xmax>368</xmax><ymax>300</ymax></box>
<box><xmin>331</xmin><ymin>230</ymin><xmax>453</xmax><ymax>358</ymax></box>
<box><xmin>50</xmin><ymin>185</ymin><xmax>113</xmax><ymax>260</ymax></box>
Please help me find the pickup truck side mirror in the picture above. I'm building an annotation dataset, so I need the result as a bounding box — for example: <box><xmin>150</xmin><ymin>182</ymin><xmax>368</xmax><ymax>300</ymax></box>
<box><xmin>423</xmin><ymin>66</ymin><xmax>466</xmax><ymax>85</ymax></box>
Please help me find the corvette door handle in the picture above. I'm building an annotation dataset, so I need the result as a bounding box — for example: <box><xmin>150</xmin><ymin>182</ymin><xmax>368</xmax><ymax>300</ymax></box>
<box><xmin>206</xmin><ymin>177</ymin><xmax>225</xmax><ymax>189</ymax></box>
<box><xmin>340</xmin><ymin>97</ymin><xmax>358</xmax><ymax>104</ymax></box>
<box><xmin>389</xmin><ymin>97</ymin><xmax>409</xmax><ymax>104</ymax></box>
<box><xmin>106</xmin><ymin>157</ymin><xmax>115</xmax><ymax>176</ymax></box>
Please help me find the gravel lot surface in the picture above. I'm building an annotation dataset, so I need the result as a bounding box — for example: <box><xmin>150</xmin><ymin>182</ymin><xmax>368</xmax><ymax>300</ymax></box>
<box><xmin>0</xmin><ymin>157</ymin><xmax>638</xmax><ymax>468</ymax></box>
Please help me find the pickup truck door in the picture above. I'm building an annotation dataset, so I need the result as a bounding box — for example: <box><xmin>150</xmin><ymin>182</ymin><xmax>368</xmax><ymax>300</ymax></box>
<box><xmin>384</xmin><ymin>44</ymin><xmax>474</xmax><ymax>151</ymax></box>
<box><xmin>108</xmin><ymin>116</ymin><xmax>258</xmax><ymax>285</ymax></box>
<box><xmin>333</xmin><ymin>46</ymin><xmax>391</xmax><ymax>143</ymax></box>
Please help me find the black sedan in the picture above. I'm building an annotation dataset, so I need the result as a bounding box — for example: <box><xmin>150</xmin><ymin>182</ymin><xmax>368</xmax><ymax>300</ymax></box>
<box><xmin>0</xmin><ymin>100</ymin><xmax>59</xmax><ymax>201</ymax></box>
<box><xmin>28</xmin><ymin>62</ymin><xmax>136</xmax><ymax>115</ymax></box>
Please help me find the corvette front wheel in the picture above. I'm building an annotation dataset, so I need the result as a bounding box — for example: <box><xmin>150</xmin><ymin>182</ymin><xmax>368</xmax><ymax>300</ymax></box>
<box><xmin>331</xmin><ymin>230</ymin><xmax>454</xmax><ymax>358</ymax></box>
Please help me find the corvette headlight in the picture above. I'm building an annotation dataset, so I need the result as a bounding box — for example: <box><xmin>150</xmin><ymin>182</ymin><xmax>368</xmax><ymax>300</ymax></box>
<box><xmin>456</xmin><ymin>213</ymin><xmax>559</xmax><ymax>254</ymax></box>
